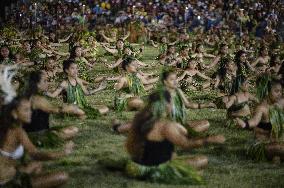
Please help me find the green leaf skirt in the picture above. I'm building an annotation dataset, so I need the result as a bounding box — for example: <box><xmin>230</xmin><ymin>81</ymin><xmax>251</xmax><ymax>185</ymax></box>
<box><xmin>99</xmin><ymin>157</ymin><xmax>203</xmax><ymax>185</ymax></box>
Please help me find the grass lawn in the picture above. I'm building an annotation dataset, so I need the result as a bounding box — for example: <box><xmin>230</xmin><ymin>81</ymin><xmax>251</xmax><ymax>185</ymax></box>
<box><xmin>45</xmin><ymin>46</ymin><xmax>284</xmax><ymax>188</ymax></box>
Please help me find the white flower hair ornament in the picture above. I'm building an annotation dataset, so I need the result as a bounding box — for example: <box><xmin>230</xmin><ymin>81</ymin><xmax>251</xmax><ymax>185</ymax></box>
<box><xmin>0</xmin><ymin>65</ymin><xmax>18</xmax><ymax>104</ymax></box>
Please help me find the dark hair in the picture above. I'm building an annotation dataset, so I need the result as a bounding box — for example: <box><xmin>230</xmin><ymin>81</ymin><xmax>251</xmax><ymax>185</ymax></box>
<box><xmin>0</xmin><ymin>97</ymin><xmax>29</xmax><ymax>143</ymax></box>
<box><xmin>259</xmin><ymin>46</ymin><xmax>267</xmax><ymax>56</ymax></box>
<box><xmin>270</xmin><ymin>54</ymin><xmax>280</xmax><ymax>67</ymax></box>
<box><xmin>126</xmin><ymin>90</ymin><xmax>171</xmax><ymax>161</ymax></box>
<box><xmin>25</xmin><ymin>71</ymin><xmax>44</xmax><ymax>98</ymax></box>
<box><xmin>166</xmin><ymin>45</ymin><xmax>175</xmax><ymax>55</ymax></box>
<box><xmin>219</xmin><ymin>43</ymin><xmax>228</xmax><ymax>55</ymax></box>
<box><xmin>161</xmin><ymin>69</ymin><xmax>175</xmax><ymax>82</ymax></box>
<box><xmin>63</xmin><ymin>59</ymin><xmax>76</xmax><ymax>72</ymax></box>
<box><xmin>268</xmin><ymin>79</ymin><xmax>282</xmax><ymax>93</ymax></box>
<box><xmin>195</xmin><ymin>43</ymin><xmax>202</xmax><ymax>53</ymax></box>
<box><xmin>31</xmin><ymin>39</ymin><xmax>40</xmax><ymax>49</ymax></box>
<box><xmin>69</xmin><ymin>46</ymin><xmax>80</xmax><ymax>59</ymax></box>
<box><xmin>235</xmin><ymin>50</ymin><xmax>246</xmax><ymax>63</ymax></box>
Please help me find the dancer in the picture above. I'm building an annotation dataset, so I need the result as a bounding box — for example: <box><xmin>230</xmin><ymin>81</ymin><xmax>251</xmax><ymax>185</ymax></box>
<box><xmin>0</xmin><ymin>66</ymin><xmax>72</xmax><ymax>188</ymax></box>
<box><xmin>46</xmin><ymin>60</ymin><xmax>109</xmax><ymax>118</ymax></box>
<box><xmin>23</xmin><ymin>71</ymin><xmax>83</xmax><ymax>147</ymax></box>
<box><xmin>114</xmin><ymin>58</ymin><xmax>158</xmax><ymax>111</ymax></box>
<box><xmin>236</xmin><ymin>80</ymin><xmax>284</xmax><ymax>162</ymax></box>
<box><xmin>101</xmin><ymin>91</ymin><xmax>225</xmax><ymax>185</ymax></box>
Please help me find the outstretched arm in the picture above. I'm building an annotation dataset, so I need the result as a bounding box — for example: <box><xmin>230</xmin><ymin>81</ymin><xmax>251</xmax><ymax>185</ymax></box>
<box><xmin>134</xmin><ymin>60</ymin><xmax>147</xmax><ymax>67</ymax></box>
<box><xmin>197</xmin><ymin>71</ymin><xmax>211</xmax><ymax>80</ymax></box>
<box><xmin>163</xmin><ymin>123</ymin><xmax>225</xmax><ymax>149</ymax></box>
<box><xmin>177</xmin><ymin>88</ymin><xmax>215</xmax><ymax>109</ymax></box>
<box><xmin>204</xmin><ymin>53</ymin><xmax>216</xmax><ymax>58</ymax></box>
<box><xmin>102</xmin><ymin>45</ymin><xmax>118</xmax><ymax>55</ymax></box>
<box><xmin>58</xmin><ymin>33</ymin><xmax>73</xmax><ymax>43</ymax></box>
<box><xmin>207</xmin><ymin>56</ymin><xmax>220</xmax><ymax>69</ymax></box>
<box><xmin>107</xmin><ymin>58</ymin><xmax>123</xmax><ymax>69</ymax></box>
<box><xmin>17</xmin><ymin>127</ymin><xmax>72</xmax><ymax>161</ymax></box>
<box><xmin>46</xmin><ymin>81</ymin><xmax>67</xmax><ymax>98</ymax></box>
<box><xmin>137</xmin><ymin>73</ymin><xmax>158</xmax><ymax>85</ymax></box>
<box><xmin>122</xmin><ymin>31</ymin><xmax>130</xmax><ymax>41</ymax></box>
<box><xmin>101</xmin><ymin>33</ymin><xmax>116</xmax><ymax>43</ymax></box>
<box><xmin>177</xmin><ymin>71</ymin><xmax>188</xmax><ymax>82</ymax></box>
<box><xmin>88</xmin><ymin>81</ymin><xmax>107</xmax><ymax>95</ymax></box>
<box><xmin>150</xmin><ymin>40</ymin><xmax>158</xmax><ymax>48</ymax></box>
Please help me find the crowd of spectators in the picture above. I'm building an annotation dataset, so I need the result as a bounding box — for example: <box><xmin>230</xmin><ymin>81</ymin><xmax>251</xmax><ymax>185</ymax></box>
<box><xmin>1</xmin><ymin>0</ymin><xmax>284</xmax><ymax>39</ymax></box>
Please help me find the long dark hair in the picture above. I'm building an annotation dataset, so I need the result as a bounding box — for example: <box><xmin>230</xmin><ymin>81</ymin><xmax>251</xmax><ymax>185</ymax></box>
<box><xmin>166</xmin><ymin>45</ymin><xmax>174</xmax><ymax>55</ymax></box>
<box><xmin>63</xmin><ymin>59</ymin><xmax>76</xmax><ymax>73</ymax></box>
<box><xmin>0</xmin><ymin>97</ymin><xmax>28</xmax><ymax>144</ymax></box>
<box><xmin>25</xmin><ymin>71</ymin><xmax>43</xmax><ymax>98</ymax></box>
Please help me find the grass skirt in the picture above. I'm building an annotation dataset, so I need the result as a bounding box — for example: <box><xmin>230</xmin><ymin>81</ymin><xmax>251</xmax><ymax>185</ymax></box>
<box><xmin>246</xmin><ymin>141</ymin><xmax>268</xmax><ymax>161</ymax></box>
<box><xmin>28</xmin><ymin>126</ymin><xmax>67</xmax><ymax>148</ymax></box>
<box><xmin>99</xmin><ymin>157</ymin><xmax>203</xmax><ymax>185</ymax></box>
<box><xmin>114</xmin><ymin>95</ymin><xmax>128</xmax><ymax>112</ymax></box>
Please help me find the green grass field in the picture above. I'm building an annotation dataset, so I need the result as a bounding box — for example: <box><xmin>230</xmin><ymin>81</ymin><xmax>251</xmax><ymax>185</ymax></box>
<box><xmin>46</xmin><ymin>46</ymin><xmax>284</xmax><ymax>188</ymax></box>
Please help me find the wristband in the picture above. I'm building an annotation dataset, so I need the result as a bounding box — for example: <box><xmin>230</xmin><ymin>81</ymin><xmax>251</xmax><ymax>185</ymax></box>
<box><xmin>198</xmin><ymin>103</ymin><xmax>201</xmax><ymax>109</ymax></box>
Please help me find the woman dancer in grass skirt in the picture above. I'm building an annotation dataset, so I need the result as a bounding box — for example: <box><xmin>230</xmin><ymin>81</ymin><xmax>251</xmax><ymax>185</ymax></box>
<box><xmin>113</xmin><ymin>57</ymin><xmax>158</xmax><ymax>112</ymax></box>
<box><xmin>101</xmin><ymin>91</ymin><xmax>225</xmax><ymax>185</ymax></box>
<box><xmin>0</xmin><ymin>67</ymin><xmax>73</xmax><ymax>188</ymax></box>
<box><xmin>236</xmin><ymin>80</ymin><xmax>284</xmax><ymax>162</ymax></box>
<box><xmin>23</xmin><ymin>71</ymin><xmax>84</xmax><ymax>148</ymax></box>
<box><xmin>46</xmin><ymin>60</ymin><xmax>109</xmax><ymax>119</ymax></box>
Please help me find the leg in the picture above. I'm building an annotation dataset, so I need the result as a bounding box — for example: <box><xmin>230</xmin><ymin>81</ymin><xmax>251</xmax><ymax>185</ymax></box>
<box><xmin>187</xmin><ymin>120</ymin><xmax>210</xmax><ymax>133</ymax></box>
<box><xmin>31</xmin><ymin>171</ymin><xmax>69</xmax><ymax>188</ymax></box>
<box><xmin>127</xmin><ymin>98</ymin><xmax>144</xmax><ymax>111</ymax></box>
<box><xmin>18</xmin><ymin>162</ymin><xmax>42</xmax><ymax>175</ymax></box>
<box><xmin>184</xmin><ymin>155</ymin><xmax>208</xmax><ymax>170</ymax></box>
<box><xmin>265</xmin><ymin>143</ymin><xmax>284</xmax><ymax>161</ymax></box>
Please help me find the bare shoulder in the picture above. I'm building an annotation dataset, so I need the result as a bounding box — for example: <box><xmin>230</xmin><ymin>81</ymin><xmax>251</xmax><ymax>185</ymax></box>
<box><xmin>12</xmin><ymin>127</ymin><xmax>26</xmax><ymax>138</ymax></box>
<box><xmin>162</xmin><ymin>121</ymin><xmax>180</xmax><ymax>133</ymax></box>
<box><xmin>32</xmin><ymin>95</ymin><xmax>46</xmax><ymax>102</ymax></box>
